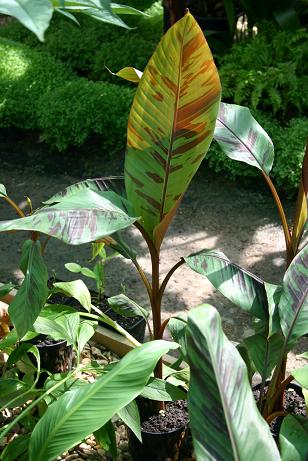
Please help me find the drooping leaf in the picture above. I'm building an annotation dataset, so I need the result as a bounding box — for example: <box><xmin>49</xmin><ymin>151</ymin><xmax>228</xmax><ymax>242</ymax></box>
<box><xmin>140</xmin><ymin>377</ymin><xmax>187</xmax><ymax>401</ymax></box>
<box><xmin>278</xmin><ymin>243</ymin><xmax>308</xmax><ymax>346</ymax></box>
<box><xmin>0</xmin><ymin>184</ymin><xmax>7</xmax><ymax>196</ymax></box>
<box><xmin>280</xmin><ymin>415</ymin><xmax>308</xmax><ymax>461</ymax></box>
<box><xmin>107</xmin><ymin>294</ymin><xmax>148</xmax><ymax>320</ymax></box>
<box><xmin>118</xmin><ymin>400</ymin><xmax>141</xmax><ymax>442</ymax></box>
<box><xmin>109</xmin><ymin>66</ymin><xmax>143</xmax><ymax>83</ymax></box>
<box><xmin>291</xmin><ymin>142</ymin><xmax>308</xmax><ymax>253</ymax></box>
<box><xmin>244</xmin><ymin>333</ymin><xmax>284</xmax><ymax>381</ymax></box>
<box><xmin>29</xmin><ymin>340</ymin><xmax>178</xmax><ymax>461</ymax></box>
<box><xmin>94</xmin><ymin>421</ymin><xmax>117</xmax><ymax>459</ymax></box>
<box><xmin>214</xmin><ymin>103</ymin><xmax>274</xmax><ymax>175</ymax></box>
<box><xmin>9</xmin><ymin>240</ymin><xmax>48</xmax><ymax>338</ymax></box>
<box><xmin>53</xmin><ymin>280</ymin><xmax>91</xmax><ymax>311</ymax></box>
<box><xmin>111</xmin><ymin>3</ymin><xmax>146</xmax><ymax>16</ymax></box>
<box><xmin>0</xmin><ymin>378</ymin><xmax>31</xmax><ymax>407</ymax></box>
<box><xmin>125</xmin><ymin>12</ymin><xmax>221</xmax><ymax>249</ymax></box>
<box><xmin>185</xmin><ymin>249</ymin><xmax>268</xmax><ymax>319</ymax></box>
<box><xmin>77</xmin><ymin>320</ymin><xmax>97</xmax><ymax>356</ymax></box>
<box><xmin>0</xmin><ymin>0</ymin><xmax>53</xmax><ymax>41</ymax></box>
<box><xmin>292</xmin><ymin>365</ymin><xmax>308</xmax><ymax>389</ymax></box>
<box><xmin>0</xmin><ymin>190</ymin><xmax>138</xmax><ymax>245</ymax></box>
<box><xmin>33</xmin><ymin>312</ymin><xmax>80</xmax><ymax>346</ymax></box>
<box><xmin>186</xmin><ymin>304</ymin><xmax>280</xmax><ymax>460</ymax></box>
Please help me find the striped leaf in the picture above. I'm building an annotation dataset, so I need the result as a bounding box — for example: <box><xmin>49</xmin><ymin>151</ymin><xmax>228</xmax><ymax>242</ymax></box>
<box><xmin>244</xmin><ymin>333</ymin><xmax>284</xmax><ymax>381</ymax></box>
<box><xmin>125</xmin><ymin>12</ymin><xmax>221</xmax><ymax>249</ymax></box>
<box><xmin>292</xmin><ymin>142</ymin><xmax>308</xmax><ymax>253</ymax></box>
<box><xmin>0</xmin><ymin>189</ymin><xmax>138</xmax><ymax>245</ymax></box>
<box><xmin>214</xmin><ymin>103</ymin><xmax>274</xmax><ymax>175</ymax></box>
<box><xmin>279</xmin><ymin>243</ymin><xmax>308</xmax><ymax>346</ymax></box>
<box><xmin>185</xmin><ymin>249</ymin><xmax>268</xmax><ymax>319</ymax></box>
<box><xmin>28</xmin><ymin>340</ymin><xmax>178</xmax><ymax>461</ymax></box>
<box><xmin>186</xmin><ymin>305</ymin><xmax>280</xmax><ymax>460</ymax></box>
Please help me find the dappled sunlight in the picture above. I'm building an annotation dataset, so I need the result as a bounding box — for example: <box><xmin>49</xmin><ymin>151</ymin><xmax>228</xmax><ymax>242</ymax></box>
<box><xmin>0</xmin><ymin>45</ymin><xmax>30</xmax><ymax>80</ymax></box>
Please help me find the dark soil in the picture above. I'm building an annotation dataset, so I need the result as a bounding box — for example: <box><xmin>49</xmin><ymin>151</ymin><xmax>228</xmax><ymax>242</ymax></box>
<box><xmin>34</xmin><ymin>336</ymin><xmax>66</xmax><ymax>347</ymax></box>
<box><xmin>254</xmin><ymin>383</ymin><xmax>307</xmax><ymax>438</ymax></box>
<box><xmin>141</xmin><ymin>401</ymin><xmax>189</xmax><ymax>434</ymax></box>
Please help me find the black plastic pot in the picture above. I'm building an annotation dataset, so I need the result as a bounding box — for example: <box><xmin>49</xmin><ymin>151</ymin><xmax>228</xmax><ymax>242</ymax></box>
<box><xmin>35</xmin><ymin>337</ymin><xmax>74</xmax><ymax>374</ymax></box>
<box><xmin>128</xmin><ymin>423</ymin><xmax>189</xmax><ymax>461</ymax></box>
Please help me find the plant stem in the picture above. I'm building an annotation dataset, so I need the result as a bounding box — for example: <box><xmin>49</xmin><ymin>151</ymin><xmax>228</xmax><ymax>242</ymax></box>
<box><xmin>2</xmin><ymin>195</ymin><xmax>25</xmax><ymax>218</ymax></box>
<box><xmin>158</xmin><ymin>259</ymin><xmax>185</xmax><ymax>304</ymax></box>
<box><xmin>131</xmin><ymin>259</ymin><xmax>152</xmax><ymax>303</ymax></box>
<box><xmin>262</xmin><ymin>172</ymin><xmax>293</xmax><ymax>265</ymax></box>
<box><xmin>266</xmin><ymin>410</ymin><xmax>287</xmax><ymax>425</ymax></box>
<box><xmin>156</xmin><ymin>317</ymin><xmax>170</xmax><ymax>340</ymax></box>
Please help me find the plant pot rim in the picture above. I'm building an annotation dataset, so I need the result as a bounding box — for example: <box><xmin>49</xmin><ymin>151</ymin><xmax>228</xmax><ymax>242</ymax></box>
<box><xmin>139</xmin><ymin>421</ymin><xmax>188</xmax><ymax>436</ymax></box>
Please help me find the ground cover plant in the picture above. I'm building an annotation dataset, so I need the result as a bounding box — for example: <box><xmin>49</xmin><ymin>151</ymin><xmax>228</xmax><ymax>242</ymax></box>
<box><xmin>0</xmin><ymin>6</ymin><xmax>307</xmax><ymax>461</ymax></box>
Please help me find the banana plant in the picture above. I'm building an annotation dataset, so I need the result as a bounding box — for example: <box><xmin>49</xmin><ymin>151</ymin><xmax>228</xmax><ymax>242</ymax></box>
<box><xmin>0</xmin><ymin>0</ymin><xmax>145</xmax><ymax>42</ymax></box>
<box><xmin>0</xmin><ymin>12</ymin><xmax>222</xmax><ymax>382</ymax></box>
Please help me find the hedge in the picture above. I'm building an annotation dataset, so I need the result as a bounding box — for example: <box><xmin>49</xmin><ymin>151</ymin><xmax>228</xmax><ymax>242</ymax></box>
<box><xmin>38</xmin><ymin>79</ymin><xmax>135</xmax><ymax>152</ymax></box>
<box><xmin>0</xmin><ymin>38</ymin><xmax>74</xmax><ymax>130</ymax></box>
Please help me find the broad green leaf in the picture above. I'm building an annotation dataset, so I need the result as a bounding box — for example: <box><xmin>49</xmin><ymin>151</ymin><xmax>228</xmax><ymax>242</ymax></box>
<box><xmin>280</xmin><ymin>415</ymin><xmax>308</xmax><ymax>461</ymax></box>
<box><xmin>0</xmin><ymin>0</ymin><xmax>53</xmax><ymax>41</ymax></box>
<box><xmin>53</xmin><ymin>280</ymin><xmax>91</xmax><ymax>311</ymax></box>
<box><xmin>244</xmin><ymin>333</ymin><xmax>284</xmax><ymax>380</ymax></box>
<box><xmin>118</xmin><ymin>400</ymin><xmax>141</xmax><ymax>442</ymax></box>
<box><xmin>109</xmin><ymin>66</ymin><xmax>143</xmax><ymax>83</ymax></box>
<box><xmin>125</xmin><ymin>12</ymin><xmax>221</xmax><ymax>249</ymax></box>
<box><xmin>279</xmin><ymin>244</ymin><xmax>308</xmax><ymax>345</ymax></box>
<box><xmin>77</xmin><ymin>320</ymin><xmax>96</xmax><ymax>356</ymax></box>
<box><xmin>107</xmin><ymin>294</ymin><xmax>148</xmax><ymax>320</ymax></box>
<box><xmin>214</xmin><ymin>103</ymin><xmax>274</xmax><ymax>175</ymax></box>
<box><xmin>291</xmin><ymin>142</ymin><xmax>308</xmax><ymax>253</ymax></box>
<box><xmin>0</xmin><ymin>190</ymin><xmax>138</xmax><ymax>245</ymax></box>
<box><xmin>94</xmin><ymin>421</ymin><xmax>117</xmax><ymax>459</ymax></box>
<box><xmin>186</xmin><ymin>305</ymin><xmax>280</xmax><ymax>460</ymax></box>
<box><xmin>1</xmin><ymin>433</ymin><xmax>30</xmax><ymax>461</ymax></box>
<box><xmin>0</xmin><ymin>184</ymin><xmax>7</xmax><ymax>196</ymax></box>
<box><xmin>65</xmin><ymin>262</ymin><xmax>82</xmax><ymax>273</ymax></box>
<box><xmin>29</xmin><ymin>340</ymin><xmax>178</xmax><ymax>461</ymax></box>
<box><xmin>33</xmin><ymin>312</ymin><xmax>80</xmax><ymax>346</ymax></box>
<box><xmin>185</xmin><ymin>249</ymin><xmax>268</xmax><ymax>319</ymax></box>
<box><xmin>111</xmin><ymin>3</ymin><xmax>145</xmax><ymax>16</ymax></box>
<box><xmin>292</xmin><ymin>365</ymin><xmax>308</xmax><ymax>389</ymax></box>
<box><xmin>140</xmin><ymin>377</ymin><xmax>187</xmax><ymax>401</ymax></box>
<box><xmin>9</xmin><ymin>240</ymin><xmax>48</xmax><ymax>338</ymax></box>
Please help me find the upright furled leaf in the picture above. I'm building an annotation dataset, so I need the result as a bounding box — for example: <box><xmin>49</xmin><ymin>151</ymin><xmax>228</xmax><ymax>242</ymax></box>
<box><xmin>125</xmin><ymin>12</ymin><xmax>221</xmax><ymax>249</ymax></box>
<box><xmin>214</xmin><ymin>103</ymin><xmax>274</xmax><ymax>175</ymax></box>
<box><xmin>0</xmin><ymin>190</ymin><xmax>138</xmax><ymax>245</ymax></box>
<box><xmin>185</xmin><ymin>249</ymin><xmax>268</xmax><ymax>319</ymax></box>
<box><xmin>9</xmin><ymin>240</ymin><xmax>48</xmax><ymax>338</ymax></box>
<box><xmin>292</xmin><ymin>141</ymin><xmax>308</xmax><ymax>253</ymax></box>
<box><xmin>186</xmin><ymin>305</ymin><xmax>280</xmax><ymax>460</ymax></box>
<box><xmin>279</xmin><ymin>244</ymin><xmax>308</xmax><ymax>346</ymax></box>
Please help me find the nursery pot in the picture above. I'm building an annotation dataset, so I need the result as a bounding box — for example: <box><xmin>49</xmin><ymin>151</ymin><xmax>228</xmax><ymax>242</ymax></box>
<box><xmin>35</xmin><ymin>336</ymin><xmax>74</xmax><ymax>374</ymax></box>
<box><xmin>128</xmin><ymin>400</ymin><xmax>191</xmax><ymax>461</ymax></box>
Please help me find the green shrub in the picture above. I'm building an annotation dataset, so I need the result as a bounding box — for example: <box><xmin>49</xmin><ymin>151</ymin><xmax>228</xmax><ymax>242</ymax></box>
<box><xmin>207</xmin><ymin>111</ymin><xmax>308</xmax><ymax>196</ymax></box>
<box><xmin>0</xmin><ymin>38</ymin><xmax>75</xmax><ymax>130</ymax></box>
<box><xmin>37</xmin><ymin>79</ymin><xmax>135</xmax><ymax>152</ymax></box>
<box><xmin>219</xmin><ymin>27</ymin><xmax>308</xmax><ymax>121</ymax></box>
<box><xmin>91</xmin><ymin>35</ymin><xmax>157</xmax><ymax>81</ymax></box>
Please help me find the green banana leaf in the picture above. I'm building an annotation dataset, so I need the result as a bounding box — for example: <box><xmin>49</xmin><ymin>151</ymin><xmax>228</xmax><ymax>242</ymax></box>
<box><xmin>292</xmin><ymin>366</ymin><xmax>308</xmax><ymax>389</ymax></box>
<box><xmin>28</xmin><ymin>340</ymin><xmax>178</xmax><ymax>461</ymax></box>
<box><xmin>0</xmin><ymin>189</ymin><xmax>138</xmax><ymax>245</ymax></box>
<box><xmin>278</xmin><ymin>243</ymin><xmax>308</xmax><ymax>346</ymax></box>
<box><xmin>244</xmin><ymin>333</ymin><xmax>284</xmax><ymax>381</ymax></box>
<box><xmin>214</xmin><ymin>103</ymin><xmax>274</xmax><ymax>175</ymax></box>
<box><xmin>185</xmin><ymin>249</ymin><xmax>268</xmax><ymax>319</ymax></box>
<box><xmin>107</xmin><ymin>294</ymin><xmax>149</xmax><ymax>320</ymax></box>
<box><xmin>9</xmin><ymin>240</ymin><xmax>48</xmax><ymax>338</ymax></box>
<box><xmin>280</xmin><ymin>415</ymin><xmax>308</xmax><ymax>461</ymax></box>
<box><xmin>117</xmin><ymin>400</ymin><xmax>141</xmax><ymax>441</ymax></box>
<box><xmin>186</xmin><ymin>305</ymin><xmax>280</xmax><ymax>460</ymax></box>
<box><xmin>125</xmin><ymin>12</ymin><xmax>221</xmax><ymax>249</ymax></box>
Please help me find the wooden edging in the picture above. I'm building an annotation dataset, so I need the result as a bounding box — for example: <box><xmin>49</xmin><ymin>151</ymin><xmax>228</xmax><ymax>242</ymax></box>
<box><xmin>0</xmin><ymin>284</ymin><xmax>180</xmax><ymax>367</ymax></box>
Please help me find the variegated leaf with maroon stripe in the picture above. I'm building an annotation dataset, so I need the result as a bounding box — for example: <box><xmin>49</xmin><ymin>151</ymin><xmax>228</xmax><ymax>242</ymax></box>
<box><xmin>125</xmin><ymin>12</ymin><xmax>221</xmax><ymax>249</ymax></box>
<box><xmin>214</xmin><ymin>103</ymin><xmax>274</xmax><ymax>175</ymax></box>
